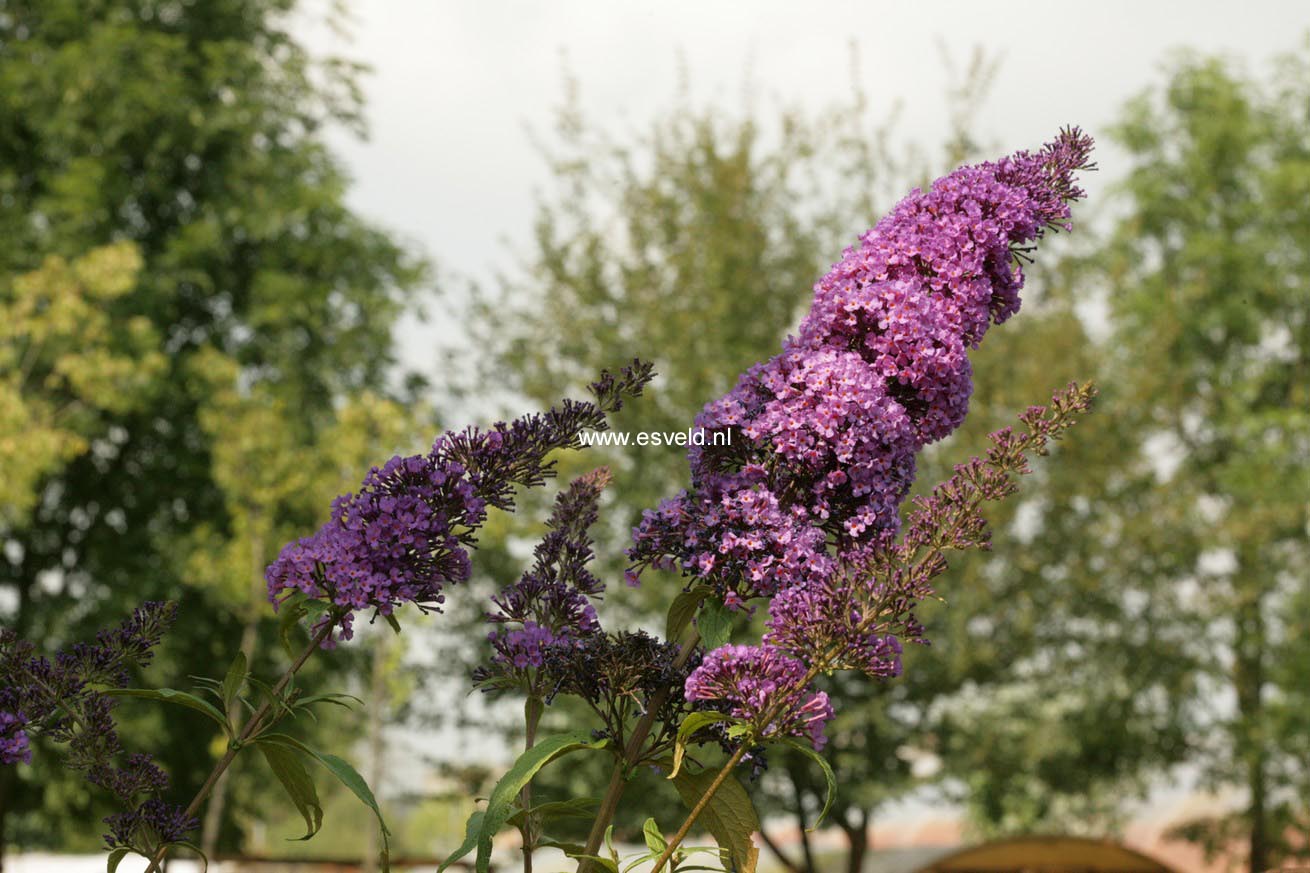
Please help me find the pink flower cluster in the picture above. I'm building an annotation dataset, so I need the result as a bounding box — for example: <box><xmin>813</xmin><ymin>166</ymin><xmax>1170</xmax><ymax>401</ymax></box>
<box><xmin>684</xmin><ymin>645</ymin><xmax>834</xmax><ymax>751</ymax></box>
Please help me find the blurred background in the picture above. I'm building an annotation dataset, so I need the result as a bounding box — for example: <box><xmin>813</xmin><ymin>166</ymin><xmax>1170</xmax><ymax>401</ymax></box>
<box><xmin>2</xmin><ymin>2</ymin><xmax>1309</xmax><ymax>872</ymax></box>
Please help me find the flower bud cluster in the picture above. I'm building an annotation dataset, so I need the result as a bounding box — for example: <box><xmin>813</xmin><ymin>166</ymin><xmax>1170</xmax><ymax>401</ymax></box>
<box><xmin>480</xmin><ymin>468</ymin><xmax>611</xmax><ymax>683</ymax></box>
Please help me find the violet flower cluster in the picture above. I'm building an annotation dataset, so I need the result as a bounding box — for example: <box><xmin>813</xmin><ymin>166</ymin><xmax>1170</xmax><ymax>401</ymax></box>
<box><xmin>480</xmin><ymin>467</ymin><xmax>611</xmax><ymax>682</ymax></box>
<box><xmin>629</xmin><ymin>130</ymin><xmax>1095</xmax><ymax>750</ymax></box>
<box><xmin>266</xmin><ymin>361</ymin><xmax>653</xmax><ymax>644</ymax></box>
<box><xmin>0</xmin><ymin>603</ymin><xmax>196</xmax><ymax>851</ymax></box>
<box><xmin>0</xmin><ymin>710</ymin><xmax>29</xmax><ymax>765</ymax></box>
<box><xmin>473</xmin><ymin>468</ymin><xmax>709</xmax><ymax>751</ymax></box>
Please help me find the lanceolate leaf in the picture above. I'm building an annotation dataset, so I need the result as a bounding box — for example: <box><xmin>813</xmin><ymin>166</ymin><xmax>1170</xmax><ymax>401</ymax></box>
<box><xmin>440</xmin><ymin>731</ymin><xmax>609</xmax><ymax>873</ymax></box>
<box><xmin>102</xmin><ymin>688</ymin><xmax>231</xmax><ymax>738</ymax></box>
<box><xmin>670</xmin><ymin>765</ymin><xmax>760</xmax><ymax>873</ymax></box>
<box><xmin>773</xmin><ymin>738</ymin><xmax>836</xmax><ymax>828</ymax></box>
<box><xmin>259</xmin><ymin>742</ymin><xmax>323</xmax><ymax>840</ymax></box>
<box><xmin>666</xmin><ymin>587</ymin><xmax>710</xmax><ymax>641</ymax></box>
<box><xmin>438</xmin><ymin>810</ymin><xmax>486</xmax><ymax>873</ymax></box>
<box><xmin>506</xmin><ymin>795</ymin><xmax>599</xmax><ymax>828</ymax></box>
<box><xmin>106</xmin><ymin>847</ymin><xmax>130</xmax><ymax>873</ymax></box>
<box><xmin>257</xmin><ymin>734</ymin><xmax>391</xmax><ymax>869</ymax></box>
<box><xmin>169</xmin><ymin>841</ymin><xmax>210</xmax><ymax>872</ymax></box>
<box><xmin>220</xmin><ymin>651</ymin><xmax>247</xmax><ymax>709</ymax></box>
<box><xmin>697</xmin><ymin>600</ymin><xmax>733</xmax><ymax>651</ymax></box>
<box><xmin>642</xmin><ymin>817</ymin><xmax>667</xmax><ymax>855</ymax></box>
<box><xmin>668</xmin><ymin>711</ymin><xmax>733</xmax><ymax>779</ymax></box>
<box><xmin>277</xmin><ymin>594</ymin><xmax>309</xmax><ymax>658</ymax></box>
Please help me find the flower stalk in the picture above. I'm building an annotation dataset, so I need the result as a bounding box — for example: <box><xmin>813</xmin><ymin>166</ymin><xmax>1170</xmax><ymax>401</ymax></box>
<box><xmin>141</xmin><ymin>617</ymin><xmax>338</xmax><ymax>873</ymax></box>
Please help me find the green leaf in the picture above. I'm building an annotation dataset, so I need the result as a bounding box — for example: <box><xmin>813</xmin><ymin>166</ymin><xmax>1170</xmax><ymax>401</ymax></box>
<box><xmin>169</xmin><ymin>841</ymin><xmax>210</xmax><ymax>873</ymax></box>
<box><xmin>382</xmin><ymin>611</ymin><xmax>402</xmax><ymax>634</ymax></box>
<box><xmin>257</xmin><ymin>734</ymin><xmax>391</xmax><ymax>870</ymax></box>
<box><xmin>106</xmin><ymin>847</ymin><xmax>130</xmax><ymax>873</ymax></box>
<box><xmin>438</xmin><ymin>810</ymin><xmax>485</xmax><ymax>873</ymax></box>
<box><xmin>220</xmin><ymin>651</ymin><xmax>247</xmax><ymax>709</ymax></box>
<box><xmin>567</xmin><ymin>854</ymin><xmax>618</xmax><ymax>873</ymax></box>
<box><xmin>103</xmin><ymin>688</ymin><xmax>231</xmax><ymax>738</ymax></box>
<box><xmin>302</xmin><ymin>598</ymin><xmax>332</xmax><ymax>621</ymax></box>
<box><xmin>604</xmin><ymin>823</ymin><xmax>618</xmax><ymax>862</ymax></box>
<box><xmin>666</xmin><ymin>587</ymin><xmax>710</xmax><ymax>641</ymax></box>
<box><xmin>697</xmin><ymin>600</ymin><xmax>733</xmax><ymax>650</ymax></box>
<box><xmin>505</xmin><ymin>796</ymin><xmax>599</xmax><ymax>828</ymax></box>
<box><xmin>622</xmin><ymin>851</ymin><xmax>658</xmax><ymax>873</ymax></box>
<box><xmin>668</xmin><ymin>711</ymin><xmax>733</xmax><ymax>779</ymax></box>
<box><xmin>773</xmin><ymin>738</ymin><xmax>835</xmax><ymax>828</ymax></box>
<box><xmin>670</xmin><ymin>765</ymin><xmax>760</xmax><ymax>873</ymax></box>
<box><xmin>642</xmin><ymin>818</ymin><xmax>667</xmax><ymax>855</ymax></box>
<box><xmin>537</xmin><ymin>837</ymin><xmax>587</xmax><ymax>856</ymax></box>
<box><xmin>259</xmin><ymin>742</ymin><xmax>323</xmax><ymax>840</ymax></box>
<box><xmin>277</xmin><ymin>594</ymin><xmax>310</xmax><ymax>658</ymax></box>
<box><xmin>246</xmin><ymin>676</ymin><xmax>295</xmax><ymax>721</ymax></box>
<box><xmin>294</xmin><ymin>692</ymin><xmax>364</xmax><ymax>712</ymax></box>
<box><xmin>455</xmin><ymin>731</ymin><xmax>609</xmax><ymax>873</ymax></box>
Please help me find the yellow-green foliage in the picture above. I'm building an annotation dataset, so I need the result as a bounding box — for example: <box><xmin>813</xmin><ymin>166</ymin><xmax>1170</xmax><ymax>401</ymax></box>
<box><xmin>180</xmin><ymin>346</ymin><xmax>425</xmax><ymax>609</ymax></box>
<box><xmin>0</xmin><ymin>242</ymin><xmax>163</xmax><ymax>524</ymax></box>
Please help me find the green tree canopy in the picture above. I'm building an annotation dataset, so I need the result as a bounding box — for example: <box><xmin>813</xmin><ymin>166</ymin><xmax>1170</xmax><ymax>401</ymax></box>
<box><xmin>1086</xmin><ymin>47</ymin><xmax>1310</xmax><ymax>872</ymax></box>
<box><xmin>0</xmin><ymin>0</ymin><xmax>426</xmax><ymax>857</ymax></box>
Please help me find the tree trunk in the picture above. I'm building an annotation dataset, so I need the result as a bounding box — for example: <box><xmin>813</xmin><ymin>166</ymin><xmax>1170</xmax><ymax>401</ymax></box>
<box><xmin>757</xmin><ymin>826</ymin><xmax>805</xmax><ymax>873</ymax></box>
<box><xmin>200</xmin><ymin>531</ymin><xmax>264</xmax><ymax>858</ymax></box>
<box><xmin>1234</xmin><ymin>576</ymin><xmax>1268</xmax><ymax>873</ymax></box>
<box><xmin>839</xmin><ymin>810</ymin><xmax>870</xmax><ymax>873</ymax></box>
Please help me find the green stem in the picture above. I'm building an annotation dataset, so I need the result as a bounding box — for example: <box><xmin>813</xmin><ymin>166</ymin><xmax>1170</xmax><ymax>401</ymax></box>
<box><xmin>521</xmin><ymin>696</ymin><xmax>543</xmax><ymax>873</ymax></box>
<box><xmin>141</xmin><ymin>618</ymin><xmax>337</xmax><ymax>873</ymax></box>
<box><xmin>651</xmin><ymin>743</ymin><xmax>751</xmax><ymax>873</ymax></box>
<box><xmin>577</xmin><ymin>630</ymin><xmax>700</xmax><ymax>873</ymax></box>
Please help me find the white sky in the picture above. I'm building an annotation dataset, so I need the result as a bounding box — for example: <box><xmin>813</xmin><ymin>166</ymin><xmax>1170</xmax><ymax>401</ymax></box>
<box><xmin>307</xmin><ymin>0</ymin><xmax>1310</xmax><ymax>381</ymax></box>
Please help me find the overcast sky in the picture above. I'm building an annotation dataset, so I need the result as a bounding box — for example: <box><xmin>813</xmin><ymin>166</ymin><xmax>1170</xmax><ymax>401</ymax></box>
<box><xmin>305</xmin><ymin>0</ymin><xmax>1310</xmax><ymax>379</ymax></box>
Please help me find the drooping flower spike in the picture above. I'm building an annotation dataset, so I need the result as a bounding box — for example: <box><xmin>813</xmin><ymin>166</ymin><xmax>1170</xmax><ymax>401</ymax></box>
<box><xmin>629</xmin><ymin>129</ymin><xmax>1095</xmax><ymax>605</ymax></box>
<box><xmin>0</xmin><ymin>603</ymin><xmax>189</xmax><ymax>850</ymax></box>
<box><xmin>659</xmin><ymin>131</ymin><xmax>1095</xmax><ymax>752</ymax></box>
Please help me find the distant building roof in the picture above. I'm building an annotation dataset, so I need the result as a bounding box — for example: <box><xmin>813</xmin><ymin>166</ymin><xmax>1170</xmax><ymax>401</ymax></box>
<box><xmin>908</xmin><ymin>835</ymin><xmax>1181</xmax><ymax>873</ymax></box>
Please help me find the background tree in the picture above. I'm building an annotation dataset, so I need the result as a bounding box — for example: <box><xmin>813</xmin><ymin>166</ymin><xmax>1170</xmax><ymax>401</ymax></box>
<box><xmin>1076</xmin><ymin>48</ymin><xmax>1310</xmax><ymax>872</ymax></box>
<box><xmin>0</xmin><ymin>0</ymin><xmax>427</xmax><ymax>861</ymax></box>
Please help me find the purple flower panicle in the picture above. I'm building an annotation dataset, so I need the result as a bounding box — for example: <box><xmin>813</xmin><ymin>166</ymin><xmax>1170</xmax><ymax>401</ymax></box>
<box><xmin>628</xmin><ymin>130</ymin><xmax>1095</xmax><ymax>603</ymax></box>
<box><xmin>104</xmin><ymin>799</ymin><xmax>199</xmax><ymax>850</ymax></box>
<box><xmin>0</xmin><ymin>603</ymin><xmax>192</xmax><ymax>851</ymax></box>
<box><xmin>766</xmin><ymin>382</ymin><xmax>1096</xmax><ymax>676</ymax></box>
<box><xmin>267</xmin><ymin>361</ymin><xmax>653</xmax><ymax>643</ymax></box>
<box><xmin>633</xmin><ymin>132</ymin><xmax>1094</xmax><ymax>759</ymax></box>
<box><xmin>478</xmin><ymin>468</ymin><xmax>611</xmax><ymax>685</ymax></box>
<box><xmin>764</xmin><ymin>561</ymin><xmax>907</xmax><ymax>678</ymax></box>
